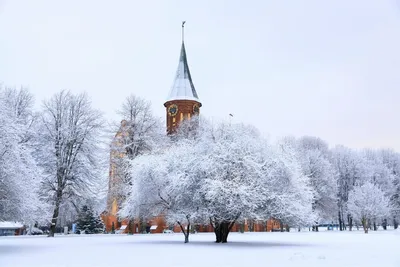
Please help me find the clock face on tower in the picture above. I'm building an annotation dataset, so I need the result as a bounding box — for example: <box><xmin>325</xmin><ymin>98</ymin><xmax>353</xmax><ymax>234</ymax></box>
<box><xmin>193</xmin><ymin>104</ymin><xmax>200</xmax><ymax>114</ymax></box>
<box><xmin>168</xmin><ymin>104</ymin><xmax>178</xmax><ymax>116</ymax></box>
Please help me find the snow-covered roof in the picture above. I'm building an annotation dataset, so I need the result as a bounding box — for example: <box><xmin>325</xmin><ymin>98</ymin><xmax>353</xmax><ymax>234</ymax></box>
<box><xmin>0</xmin><ymin>221</ymin><xmax>24</xmax><ymax>229</ymax></box>
<box><xmin>150</xmin><ymin>225</ymin><xmax>158</xmax><ymax>230</ymax></box>
<box><xmin>166</xmin><ymin>42</ymin><xmax>200</xmax><ymax>103</ymax></box>
<box><xmin>119</xmin><ymin>225</ymin><xmax>127</xmax><ymax>230</ymax></box>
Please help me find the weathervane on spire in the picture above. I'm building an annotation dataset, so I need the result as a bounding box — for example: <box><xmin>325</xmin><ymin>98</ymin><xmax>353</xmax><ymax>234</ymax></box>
<box><xmin>182</xmin><ymin>21</ymin><xmax>186</xmax><ymax>42</ymax></box>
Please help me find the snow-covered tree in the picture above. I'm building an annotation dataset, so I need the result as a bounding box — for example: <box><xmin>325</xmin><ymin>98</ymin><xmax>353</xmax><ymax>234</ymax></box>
<box><xmin>37</xmin><ymin>90</ymin><xmax>104</xmax><ymax>237</ymax></box>
<box><xmin>273</xmin><ymin>137</ymin><xmax>318</xmax><ymax>229</ymax></box>
<box><xmin>108</xmin><ymin>95</ymin><xmax>164</xmax><ymax>221</ymax></box>
<box><xmin>76</xmin><ymin>205</ymin><xmax>105</xmax><ymax>234</ymax></box>
<box><xmin>0</xmin><ymin>86</ymin><xmax>48</xmax><ymax>223</ymax></box>
<box><xmin>119</xmin><ymin>121</ymin><xmax>204</xmax><ymax>243</ymax></box>
<box><xmin>115</xmin><ymin>94</ymin><xmax>163</xmax><ymax>159</ymax></box>
<box><xmin>379</xmin><ymin>149</ymin><xmax>400</xmax><ymax>229</ymax></box>
<box><xmin>331</xmin><ymin>146</ymin><xmax>368</xmax><ymax>230</ymax></box>
<box><xmin>347</xmin><ymin>182</ymin><xmax>391</xmax><ymax>233</ymax></box>
<box><xmin>121</xmin><ymin>120</ymin><xmax>314</xmax><ymax>243</ymax></box>
<box><xmin>295</xmin><ymin>136</ymin><xmax>338</xmax><ymax>225</ymax></box>
<box><xmin>361</xmin><ymin>149</ymin><xmax>395</xmax><ymax>229</ymax></box>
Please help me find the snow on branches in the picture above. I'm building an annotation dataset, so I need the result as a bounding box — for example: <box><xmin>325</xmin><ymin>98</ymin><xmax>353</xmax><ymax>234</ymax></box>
<box><xmin>37</xmin><ymin>90</ymin><xmax>104</xmax><ymax>237</ymax></box>
<box><xmin>347</xmin><ymin>182</ymin><xmax>391</xmax><ymax>233</ymax></box>
<box><xmin>120</xmin><ymin>119</ymin><xmax>315</xmax><ymax>242</ymax></box>
<box><xmin>0</xmin><ymin>87</ymin><xmax>48</xmax><ymax>223</ymax></box>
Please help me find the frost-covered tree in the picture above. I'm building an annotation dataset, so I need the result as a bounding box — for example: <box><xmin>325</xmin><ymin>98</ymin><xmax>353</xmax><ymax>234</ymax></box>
<box><xmin>202</xmin><ymin>126</ymin><xmax>314</xmax><ymax>242</ymax></box>
<box><xmin>295</xmin><ymin>136</ymin><xmax>338</xmax><ymax>225</ymax></box>
<box><xmin>108</xmin><ymin>95</ymin><xmax>164</xmax><ymax>222</ymax></box>
<box><xmin>119</xmin><ymin>120</ymin><xmax>205</xmax><ymax>243</ymax></box>
<box><xmin>347</xmin><ymin>182</ymin><xmax>391</xmax><ymax>233</ymax></box>
<box><xmin>272</xmin><ymin>137</ymin><xmax>318</xmax><ymax>230</ymax></box>
<box><xmin>379</xmin><ymin>149</ymin><xmax>400</xmax><ymax>229</ymax></box>
<box><xmin>0</xmin><ymin>86</ymin><xmax>48</xmax><ymax>223</ymax></box>
<box><xmin>37</xmin><ymin>90</ymin><xmax>104</xmax><ymax>237</ymax></box>
<box><xmin>121</xmin><ymin>120</ymin><xmax>314</xmax><ymax>243</ymax></box>
<box><xmin>362</xmin><ymin>149</ymin><xmax>395</xmax><ymax>230</ymax></box>
<box><xmin>331</xmin><ymin>146</ymin><xmax>368</xmax><ymax>230</ymax></box>
<box><xmin>115</xmin><ymin>94</ymin><xmax>163</xmax><ymax>159</ymax></box>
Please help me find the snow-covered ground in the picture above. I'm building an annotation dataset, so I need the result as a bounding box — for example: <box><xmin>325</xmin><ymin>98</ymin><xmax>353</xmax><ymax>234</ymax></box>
<box><xmin>0</xmin><ymin>231</ymin><xmax>399</xmax><ymax>267</ymax></box>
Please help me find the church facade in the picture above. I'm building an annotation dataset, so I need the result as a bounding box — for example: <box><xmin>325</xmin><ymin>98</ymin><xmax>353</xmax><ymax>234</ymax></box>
<box><xmin>102</xmin><ymin>24</ymin><xmax>283</xmax><ymax>234</ymax></box>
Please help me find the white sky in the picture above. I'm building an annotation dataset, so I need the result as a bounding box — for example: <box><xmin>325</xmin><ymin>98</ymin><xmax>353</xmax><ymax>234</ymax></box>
<box><xmin>1</xmin><ymin>0</ymin><xmax>400</xmax><ymax>151</ymax></box>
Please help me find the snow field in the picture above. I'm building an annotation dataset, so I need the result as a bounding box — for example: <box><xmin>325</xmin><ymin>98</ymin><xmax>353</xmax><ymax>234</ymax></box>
<box><xmin>1</xmin><ymin>231</ymin><xmax>399</xmax><ymax>267</ymax></box>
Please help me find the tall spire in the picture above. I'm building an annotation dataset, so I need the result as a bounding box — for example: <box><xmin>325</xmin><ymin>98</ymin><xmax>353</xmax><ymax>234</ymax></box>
<box><xmin>166</xmin><ymin>22</ymin><xmax>200</xmax><ymax>102</ymax></box>
<box><xmin>182</xmin><ymin>21</ymin><xmax>185</xmax><ymax>43</ymax></box>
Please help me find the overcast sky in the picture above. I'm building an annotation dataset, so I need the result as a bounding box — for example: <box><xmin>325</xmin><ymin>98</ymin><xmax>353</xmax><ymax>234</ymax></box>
<box><xmin>1</xmin><ymin>0</ymin><xmax>400</xmax><ymax>151</ymax></box>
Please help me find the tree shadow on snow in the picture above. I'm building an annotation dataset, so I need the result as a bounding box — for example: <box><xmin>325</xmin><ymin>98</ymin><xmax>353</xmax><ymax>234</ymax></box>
<box><xmin>0</xmin><ymin>244</ymin><xmax>44</xmax><ymax>256</ymax></box>
<box><xmin>136</xmin><ymin>240</ymin><xmax>312</xmax><ymax>248</ymax></box>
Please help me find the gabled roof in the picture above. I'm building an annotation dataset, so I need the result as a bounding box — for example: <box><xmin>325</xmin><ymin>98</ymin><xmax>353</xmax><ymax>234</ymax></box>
<box><xmin>166</xmin><ymin>41</ymin><xmax>200</xmax><ymax>102</ymax></box>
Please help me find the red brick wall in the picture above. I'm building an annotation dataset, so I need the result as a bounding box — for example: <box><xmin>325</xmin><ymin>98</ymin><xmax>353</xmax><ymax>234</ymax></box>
<box><xmin>101</xmin><ymin>213</ymin><xmax>118</xmax><ymax>232</ymax></box>
<box><xmin>102</xmin><ymin>213</ymin><xmax>285</xmax><ymax>234</ymax></box>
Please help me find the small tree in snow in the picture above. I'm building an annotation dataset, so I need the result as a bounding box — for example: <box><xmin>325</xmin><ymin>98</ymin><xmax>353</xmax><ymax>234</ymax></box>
<box><xmin>76</xmin><ymin>205</ymin><xmax>105</xmax><ymax>234</ymax></box>
<box><xmin>347</xmin><ymin>182</ymin><xmax>390</xmax><ymax>233</ymax></box>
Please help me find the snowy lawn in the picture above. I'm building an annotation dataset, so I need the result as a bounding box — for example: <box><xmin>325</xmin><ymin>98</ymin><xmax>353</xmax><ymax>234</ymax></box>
<box><xmin>1</xmin><ymin>231</ymin><xmax>399</xmax><ymax>267</ymax></box>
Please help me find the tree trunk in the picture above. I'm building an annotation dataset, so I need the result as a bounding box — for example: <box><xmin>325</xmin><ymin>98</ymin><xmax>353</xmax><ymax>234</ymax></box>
<box><xmin>393</xmin><ymin>218</ymin><xmax>398</xmax><ymax>229</ymax></box>
<box><xmin>373</xmin><ymin>221</ymin><xmax>377</xmax><ymax>231</ymax></box>
<box><xmin>382</xmin><ymin>219</ymin><xmax>387</xmax><ymax>230</ymax></box>
<box><xmin>140</xmin><ymin>217</ymin><xmax>147</xmax><ymax>233</ymax></box>
<box><xmin>213</xmin><ymin>221</ymin><xmax>221</xmax><ymax>243</ymax></box>
<box><xmin>127</xmin><ymin>220</ymin><xmax>133</xmax><ymax>234</ymax></box>
<box><xmin>239</xmin><ymin>223</ymin><xmax>244</xmax><ymax>233</ymax></box>
<box><xmin>338</xmin><ymin>210</ymin><xmax>343</xmax><ymax>231</ymax></box>
<box><xmin>348</xmin><ymin>214</ymin><xmax>353</xmax><ymax>231</ymax></box>
<box><xmin>48</xmin><ymin>190</ymin><xmax>62</xmax><ymax>237</ymax></box>
<box><xmin>248</xmin><ymin>220</ymin><xmax>254</xmax><ymax>232</ymax></box>
<box><xmin>185</xmin><ymin>223</ymin><xmax>190</xmax><ymax>243</ymax></box>
<box><xmin>221</xmin><ymin>222</ymin><xmax>229</xmax><ymax>243</ymax></box>
<box><xmin>177</xmin><ymin>221</ymin><xmax>190</xmax><ymax>243</ymax></box>
<box><xmin>212</xmin><ymin>216</ymin><xmax>239</xmax><ymax>243</ymax></box>
<box><xmin>279</xmin><ymin>220</ymin><xmax>284</xmax><ymax>232</ymax></box>
<box><xmin>214</xmin><ymin>222</ymin><xmax>228</xmax><ymax>243</ymax></box>
<box><xmin>111</xmin><ymin>222</ymin><xmax>115</xmax><ymax>234</ymax></box>
<box><xmin>362</xmin><ymin>218</ymin><xmax>369</xmax><ymax>234</ymax></box>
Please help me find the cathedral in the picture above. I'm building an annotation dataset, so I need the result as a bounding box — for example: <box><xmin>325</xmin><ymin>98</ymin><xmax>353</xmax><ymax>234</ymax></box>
<box><xmin>102</xmin><ymin>23</ymin><xmax>283</xmax><ymax>234</ymax></box>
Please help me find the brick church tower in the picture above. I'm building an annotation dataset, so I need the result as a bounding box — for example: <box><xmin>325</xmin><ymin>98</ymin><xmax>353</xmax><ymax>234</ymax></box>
<box><xmin>164</xmin><ymin>21</ymin><xmax>201</xmax><ymax>134</ymax></box>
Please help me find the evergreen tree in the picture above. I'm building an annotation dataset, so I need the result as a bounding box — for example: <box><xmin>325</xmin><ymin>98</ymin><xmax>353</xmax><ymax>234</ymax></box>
<box><xmin>76</xmin><ymin>205</ymin><xmax>105</xmax><ymax>234</ymax></box>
